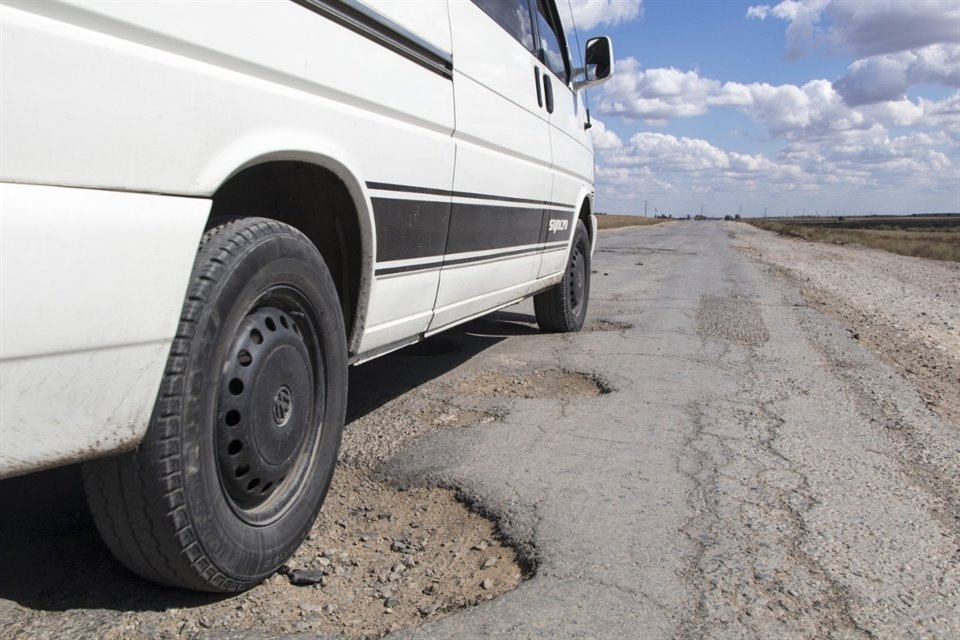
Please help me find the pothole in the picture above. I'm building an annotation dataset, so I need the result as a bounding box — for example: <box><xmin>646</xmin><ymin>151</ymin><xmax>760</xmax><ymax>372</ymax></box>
<box><xmin>60</xmin><ymin>467</ymin><xmax>530</xmax><ymax>640</ymax></box>
<box><xmin>457</xmin><ymin>369</ymin><xmax>613</xmax><ymax>398</ymax></box>
<box><xmin>584</xmin><ymin>319</ymin><xmax>632</xmax><ymax>332</ymax></box>
<box><xmin>418</xmin><ymin>405</ymin><xmax>504</xmax><ymax>429</ymax></box>
<box><xmin>275</xmin><ymin>468</ymin><xmax>529</xmax><ymax>638</ymax></box>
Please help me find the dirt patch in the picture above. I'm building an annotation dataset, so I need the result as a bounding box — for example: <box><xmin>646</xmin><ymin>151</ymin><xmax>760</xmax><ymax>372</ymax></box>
<box><xmin>0</xmin><ymin>467</ymin><xmax>527</xmax><ymax>640</ymax></box>
<box><xmin>584</xmin><ymin>319</ymin><xmax>632</xmax><ymax>332</ymax></box>
<box><xmin>458</xmin><ymin>369</ymin><xmax>612</xmax><ymax>399</ymax></box>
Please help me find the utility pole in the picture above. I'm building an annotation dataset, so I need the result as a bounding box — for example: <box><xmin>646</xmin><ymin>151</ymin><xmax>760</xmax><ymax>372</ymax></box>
<box><xmin>644</xmin><ymin>199</ymin><xmax>647</xmax><ymax>217</ymax></box>
<box><xmin>700</xmin><ymin>202</ymin><xmax>704</xmax><ymax>217</ymax></box>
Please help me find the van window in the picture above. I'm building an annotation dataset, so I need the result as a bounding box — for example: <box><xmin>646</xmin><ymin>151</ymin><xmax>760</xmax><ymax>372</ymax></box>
<box><xmin>471</xmin><ymin>0</ymin><xmax>534</xmax><ymax>51</ymax></box>
<box><xmin>535</xmin><ymin>0</ymin><xmax>568</xmax><ymax>81</ymax></box>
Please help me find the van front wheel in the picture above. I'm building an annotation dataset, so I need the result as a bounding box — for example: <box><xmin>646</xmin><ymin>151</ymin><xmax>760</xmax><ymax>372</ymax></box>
<box><xmin>534</xmin><ymin>220</ymin><xmax>591</xmax><ymax>333</ymax></box>
<box><xmin>82</xmin><ymin>217</ymin><xmax>347</xmax><ymax>592</ymax></box>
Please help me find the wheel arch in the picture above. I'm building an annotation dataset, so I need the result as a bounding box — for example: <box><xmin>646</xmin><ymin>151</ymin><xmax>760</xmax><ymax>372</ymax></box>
<box><xmin>207</xmin><ymin>155</ymin><xmax>374</xmax><ymax>357</ymax></box>
<box><xmin>576</xmin><ymin>190</ymin><xmax>597</xmax><ymax>255</ymax></box>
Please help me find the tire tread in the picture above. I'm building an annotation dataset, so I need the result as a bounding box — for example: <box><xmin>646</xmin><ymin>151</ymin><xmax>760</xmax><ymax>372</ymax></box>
<box><xmin>84</xmin><ymin>217</ymin><xmax>341</xmax><ymax>593</ymax></box>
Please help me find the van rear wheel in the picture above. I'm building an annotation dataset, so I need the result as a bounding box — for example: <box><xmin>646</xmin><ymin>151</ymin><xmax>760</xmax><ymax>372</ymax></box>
<box><xmin>534</xmin><ymin>220</ymin><xmax>591</xmax><ymax>333</ymax></box>
<box><xmin>82</xmin><ymin>217</ymin><xmax>347</xmax><ymax>592</ymax></box>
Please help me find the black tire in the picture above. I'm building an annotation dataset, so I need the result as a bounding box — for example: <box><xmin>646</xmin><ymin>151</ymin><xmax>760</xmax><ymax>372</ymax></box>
<box><xmin>534</xmin><ymin>219</ymin><xmax>591</xmax><ymax>332</ymax></box>
<box><xmin>82</xmin><ymin>217</ymin><xmax>347</xmax><ymax>592</ymax></box>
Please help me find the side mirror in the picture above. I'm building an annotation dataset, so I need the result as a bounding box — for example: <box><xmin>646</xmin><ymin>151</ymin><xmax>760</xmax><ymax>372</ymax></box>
<box><xmin>573</xmin><ymin>36</ymin><xmax>614</xmax><ymax>91</ymax></box>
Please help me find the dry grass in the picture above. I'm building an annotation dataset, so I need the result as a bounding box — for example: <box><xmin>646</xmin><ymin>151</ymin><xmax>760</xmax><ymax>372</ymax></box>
<box><xmin>746</xmin><ymin>220</ymin><xmax>960</xmax><ymax>262</ymax></box>
<box><xmin>596</xmin><ymin>214</ymin><xmax>667</xmax><ymax>230</ymax></box>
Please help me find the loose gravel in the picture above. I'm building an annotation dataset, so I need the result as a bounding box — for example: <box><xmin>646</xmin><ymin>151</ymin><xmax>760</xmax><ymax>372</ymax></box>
<box><xmin>3</xmin><ymin>335</ymin><xmax>612</xmax><ymax>640</ymax></box>
<box><xmin>729</xmin><ymin>222</ymin><xmax>960</xmax><ymax>425</ymax></box>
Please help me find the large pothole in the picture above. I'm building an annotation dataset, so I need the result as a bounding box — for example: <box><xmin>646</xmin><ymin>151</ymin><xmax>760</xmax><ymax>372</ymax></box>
<box><xmin>0</xmin><ymin>465</ymin><xmax>531</xmax><ymax>640</ymax></box>
<box><xmin>458</xmin><ymin>369</ymin><xmax>613</xmax><ymax>399</ymax></box>
<box><xmin>239</xmin><ymin>468</ymin><xmax>526</xmax><ymax>639</ymax></box>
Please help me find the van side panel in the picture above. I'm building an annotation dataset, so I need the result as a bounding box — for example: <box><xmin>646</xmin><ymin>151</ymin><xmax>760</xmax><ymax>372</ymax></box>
<box><xmin>431</xmin><ymin>1</ymin><xmax>561</xmax><ymax>331</ymax></box>
<box><xmin>0</xmin><ymin>0</ymin><xmax>456</xmax><ymax>473</ymax></box>
<box><xmin>0</xmin><ymin>184</ymin><xmax>209</xmax><ymax>478</ymax></box>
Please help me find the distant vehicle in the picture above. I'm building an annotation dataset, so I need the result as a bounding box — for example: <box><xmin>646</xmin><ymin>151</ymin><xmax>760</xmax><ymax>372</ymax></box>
<box><xmin>0</xmin><ymin>0</ymin><xmax>613</xmax><ymax>592</ymax></box>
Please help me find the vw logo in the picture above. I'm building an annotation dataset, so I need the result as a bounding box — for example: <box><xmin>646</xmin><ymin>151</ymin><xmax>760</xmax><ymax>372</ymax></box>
<box><xmin>272</xmin><ymin>385</ymin><xmax>293</xmax><ymax>427</ymax></box>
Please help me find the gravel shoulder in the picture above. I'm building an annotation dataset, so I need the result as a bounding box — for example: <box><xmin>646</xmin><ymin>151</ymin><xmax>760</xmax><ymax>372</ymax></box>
<box><xmin>729</xmin><ymin>222</ymin><xmax>960</xmax><ymax>425</ymax></box>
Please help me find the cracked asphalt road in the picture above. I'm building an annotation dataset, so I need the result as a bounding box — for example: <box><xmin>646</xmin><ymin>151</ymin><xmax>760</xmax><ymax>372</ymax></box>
<box><xmin>387</xmin><ymin>221</ymin><xmax>959</xmax><ymax>638</ymax></box>
<box><xmin>3</xmin><ymin>221</ymin><xmax>957</xmax><ymax>639</ymax></box>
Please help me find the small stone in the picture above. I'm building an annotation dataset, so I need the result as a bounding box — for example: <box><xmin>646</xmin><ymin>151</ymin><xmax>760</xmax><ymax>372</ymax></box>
<box><xmin>287</xmin><ymin>569</ymin><xmax>325</xmax><ymax>586</ymax></box>
<box><xmin>418</xmin><ymin>602</ymin><xmax>441</xmax><ymax>617</ymax></box>
<box><xmin>323</xmin><ymin>603</ymin><xmax>337</xmax><ymax>615</ymax></box>
<box><xmin>471</xmin><ymin>541</ymin><xmax>489</xmax><ymax>552</ymax></box>
<box><xmin>392</xmin><ymin>563</ymin><xmax>407</xmax><ymax>573</ymax></box>
<box><xmin>482</xmin><ymin>557</ymin><xmax>498</xmax><ymax>569</ymax></box>
<box><xmin>335</xmin><ymin>519</ymin><xmax>348</xmax><ymax>528</ymax></box>
<box><xmin>317</xmin><ymin>557</ymin><xmax>331</xmax><ymax>567</ymax></box>
<box><xmin>384</xmin><ymin>597</ymin><xmax>399</xmax><ymax>608</ymax></box>
<box><xmin>299</xmin><ymin>604</ymin><xmax>325</xmax><ymax>615</ymax></box>
<box><xmin>481</xmin><ymin>578</ymin><xmax>494</xmax><ymax>590</ymax></box>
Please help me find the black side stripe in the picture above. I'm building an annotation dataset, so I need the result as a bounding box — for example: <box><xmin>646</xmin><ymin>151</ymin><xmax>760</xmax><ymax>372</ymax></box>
<box><xmin>371</xmin><ymin>198</ymin><xmax>449</xmax><ymax>262</ymax></box>
<box><xmin>366</xmin><ymin>182</ymin><xmax>576</xmax><ymax>210</ymax></box>
<box><xmin>372</xmin><ymin>198</ymin><xmax>573</xmax><ymax>262</ymax></box>
<box><xmin>291</xmin><ymin>0</ymin><xmax>454</xmax><ymax>80</ymax></box>
<box><xmin>375</xmin><ymin>245</ymin><xmax>567</xmax><ymax>277</ymax></box>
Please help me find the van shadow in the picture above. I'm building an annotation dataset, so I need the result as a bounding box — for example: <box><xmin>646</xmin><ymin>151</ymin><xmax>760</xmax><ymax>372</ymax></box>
<box><xmin>0</xmin><ymin>309</ymin><xmax>537</xmax><ymax>613</ymax></box>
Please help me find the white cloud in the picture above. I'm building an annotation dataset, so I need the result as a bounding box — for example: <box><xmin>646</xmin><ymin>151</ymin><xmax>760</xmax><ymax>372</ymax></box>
<box><xmin>602</xmin><ymin>133</ymin><xmax>802</xmax><ymax>184</ymax></box>
<box><xmin>589</xmin><ymin>118</ymin><xmax>623</xmax><ymax>150</ymax></box>
<box><xmin>833</xmin><ymin>44</ymin><xmax>960</xmax><ymax>106</ymax></box>
<box><xmin>562</xmin><ymin>0</ymin><xmax>643</xmax><ymax>31</ymax></box>
<box><xmin>595</xmin><ymin>58</ymin><xmax>749</xmax><ymax>122</ymax></box>
<box><xmin>824</xmin><ymin>0</ymin><xmax>960</xmax><ymax>58</ymax></box>
<box><xmin>777</xmin><ymin>126</ymin><xmax>957</xmax><ymax>190</ymax></box>
<box><xmin>597</xmin><ymin>60</ymin><xmax>959</xmax><ymax>147</ymax></box>
<box><xmin>748</xmin><ymin>1</ymin><xmax>960</xmax><ymax>105</ymax></box>
<box><xmin>741</xmin><ymin>78</ymin><xmax>868</xmax><ymax>137</ymax></box>
<box><xmin>596</xmin><ymin>62</ymin><xmax>868</xmax><ymax>137</ymax></box>
<box><xmin>747</xmin><ymin>0</ymin><xmax>959</xmax><ymax>58</ymax></box>
<box><xmin>746</xmin><ymin>0</ymin><xmax>831</xmax><ymax>59</ymax></box>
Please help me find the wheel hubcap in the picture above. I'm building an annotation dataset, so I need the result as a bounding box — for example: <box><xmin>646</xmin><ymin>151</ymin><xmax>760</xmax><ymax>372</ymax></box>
<box><xmin>569</xmin><ymin>244</ymin><xmax>586</xmax><ymax>313</ymax></box>
<box><xmin>217</xmin><ymin>307</ymin><xmax>315</xmax><ymax>511</ymax></box>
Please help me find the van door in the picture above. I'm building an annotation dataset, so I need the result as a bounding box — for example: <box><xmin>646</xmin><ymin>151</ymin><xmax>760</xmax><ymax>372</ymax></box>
<box><xmin>532</xmin><ymin>0</ymin><xmax>592</xmax><ymax>279</ymax></box>
<box><xmin>430</xmin><ymin>0</ymin><xmax>557</xmax><ymax>331</ymax></box>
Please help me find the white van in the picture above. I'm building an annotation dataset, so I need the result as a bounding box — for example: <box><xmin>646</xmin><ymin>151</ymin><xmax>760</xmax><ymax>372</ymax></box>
<box><xmin>0</xmin><ymin>0</ymin><xmax>613</xmax><ymax>591</ymax></box>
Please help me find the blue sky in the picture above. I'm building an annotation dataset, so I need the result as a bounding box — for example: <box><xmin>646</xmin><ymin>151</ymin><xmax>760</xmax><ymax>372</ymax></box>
<box><xmin>562</xmin><ymin>0</ymin><xmax>960</xmax><ymax>217</ymax></box>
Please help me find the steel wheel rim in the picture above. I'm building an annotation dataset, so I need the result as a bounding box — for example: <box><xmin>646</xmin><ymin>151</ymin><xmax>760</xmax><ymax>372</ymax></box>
<box><xmin>569</xmin><ymin>240</ymin><xmax>586</xmax><ymax>315</ymax></box>
<box><xmin>214</xmin><ymin>286</ymin><xmax>326</xmax><ymax>525</ymax></box>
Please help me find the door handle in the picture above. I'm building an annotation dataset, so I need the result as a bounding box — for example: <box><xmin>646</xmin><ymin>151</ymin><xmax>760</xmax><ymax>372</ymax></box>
<box><xmin>543</xmin><ymin>73</ymin><xmax>554</xmax><ymax>114</ymax></box>
<box><xmin>534</xmin><ymin>67</ymin><xmax>543</xmax><ymax>108</ymax></box>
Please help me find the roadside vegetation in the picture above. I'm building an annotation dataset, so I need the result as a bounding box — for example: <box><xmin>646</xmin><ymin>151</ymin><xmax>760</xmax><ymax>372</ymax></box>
<box><xmin>596</xmin><ymin>214</ymin><xmax>669</xmax><ymax>230</ymax></box>
<box><xmin>745</xmin><ymin>215</ymin><xmax>960</xmax><ymax>262</ymax></box>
